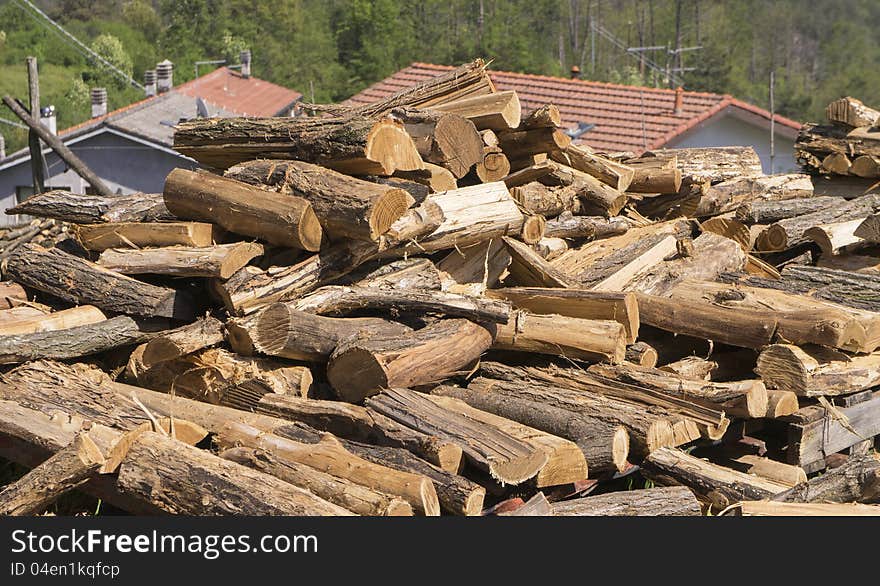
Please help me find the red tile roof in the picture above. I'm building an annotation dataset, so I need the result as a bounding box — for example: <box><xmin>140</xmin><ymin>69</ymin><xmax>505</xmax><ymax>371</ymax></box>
<box><xmin>347</xmin><ymin>63</ymin><xmax>802</xmax><ymax>153</ymax></box>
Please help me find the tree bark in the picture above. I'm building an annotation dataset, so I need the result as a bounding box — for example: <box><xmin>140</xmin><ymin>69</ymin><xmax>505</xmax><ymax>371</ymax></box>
<box><xmin>544</xmin><ymin>212</ymin><xmax>630</xmax><ymax>240</ymax></box>
<box><xmin>755</xmin><ymin>194</ymin><xmax>880</xmax><ymax>251</ymax></box>
<box><xmin>755</xmin><ymin>344</ymin><xmax>880</xmax><ymax>396</ymax></box>
<box><xmin>626</xmin><ymin>342</ymin><xmax>659</xmax><ymax>367</ymax></box>
<box><xmin>140</xmin><ymin>316</ymin><xmax>225</xmax><ymax>367</ymax></box>
<box><xmin>550</xmin><ymin>486</ymin><xmax>701</xmax><ymax>516</ymax></box>
<box><xmin>498</xmin><ymin>127</ymin><xmax>571</xmax><ymax>160</ymax></box>
<box><xmin>98</xmin><ymin>242</ymin><xmax>264</xmax><ymax>279</ymax></box>
<box><xmin>394</xmin><ymin>162</ymin><xmax>457</xmax><ymax>192</ymax></box>
<box><xmin>550</xmin><ymin>145</ymin><xmax>634</xmax><ymax>192</ymax></box>
<box><xmin>503</xmin><ymin>236</ymin><xmax>575</xmax><ymax>287</ymax></box>
<box><xmin>6</xmin><ymin>244</ymin><xmax>196</xmax><ymax>320</ymax></box>
<box><xmin>735</xmin><ymin>195</ymin><xmax>843</xmax><ymax>224</ymax></box>
<box><xmin>772</xmin><ymin>453</ymin><xmax>880</xmax><ymax>504</ymax></box>
<box><xmin>649</xmin><ymin>146</ymin><xmax>763</xmax><ymax>184</ymax></box>
<box><xmin>695</xmin><ymin>173</ymin><xmax>813</xmax><ymax>218</ymax></box>
<box><xmin>327</xmin><ymin>319</ymin><xmax>494</xmax><ymax>402</ymax></box>
<box><xmin>391</xmin><ymin>107</ymin><xmax>483</xmax><ymax>178</ymax></box>
<box><xmin>6</xmin><ymin>190</ymin><xmax>174</xmax><ymax>224</ymax></box>
<box><xmin>510</xmin><ymin>181</ymin><xmax>579</xmax><ymax>216</ymax></box>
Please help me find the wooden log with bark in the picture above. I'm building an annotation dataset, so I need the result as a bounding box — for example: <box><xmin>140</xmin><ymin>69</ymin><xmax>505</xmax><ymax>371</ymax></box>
<box><xmin>390</xmin><ymin>108</ymin><xmax>483</xmax><ymax>178</ymax></box>
<box><xmin>550</xmin><ymin>145</ymin><xmax>634</xmax><ymax>192</ymax></box>
<box><xmin>173</xmin><ymin>115</ymin><xmax>424</xmax><ymax>175</ymax></box>
<box><xmin>626</xmin><ymin>342</ymin><xmax>659</xmax><ymax>367</ymax></box>
<box><xmin>475</xmin><ymin>146</ymin><xmax>511</xmax><ymax>183</ymax></box>
<box><xmin>365</xmin><ymin>388</ymin><xmax>548</xmax><ymax>485</ymax></box>
<box><xmin>737</xmin><ymin>501</ymin><xmax>880</xmax><ymax>516</ymax></box>
<box><xmin>430</xmin><ymin>90</ymin><xmax>521</xmax><ymax>131</ymax></box>
<box><xmin>140</xmin><ymin>316</ymin><xmax>225</xmax><ymax>368</ymax></box>
<box><xmin>432</xmin><ymin>385</ymin><xmax>629</xmax><ymax>474</ymax></box>
<box><xmin>6</xmin><ymin>244</ymin><xmax>195</xmax><ymax>320</ymax></box>
<box><xmin>804</xmin><ymin>218</ymin><xmax>866</xmax><ymax>255</ymax></box>
<box><xmin>755</xmin><ymin>194</ymin><xmax>880</xmax><ymax>251</ymax></box>
<box><xmin>550</xmin><ymin>486</ymin><xmax>701</xmax><ymax>516</ymax></box>
<box><xmin>533</xmin><ymin>237</ymin><xmax>568</xmax><ymax>261</ymax></box>
<box><xmin>0</xmin><ymin>282</ymin><xmax>27</xmax><ymax>309</ymax></box>
<box><xmin>163</xmin><ymin>168</ymin><xmax>323</xmax><ymax>250</ymax></box>
<box><xmin>394</xmin><ymin>162</ymin><xmax>458</xmax><ymax>193</ymax></box>
<box><xmin>735</xmin><ymin>195</ymin><xmax>843</xmax><ymax>225</ymax></box>
<box><xmin>826</xmin><ymin>97</ymin><xmax>880</xmax><ymax>127</ymax></box>
<box><xmin>510</xmin><ymin>182</ymin><xmax>579</xmax><ymax>216</ymax></box>
<box><xmin>0</xmin><ymin>305</ymin><xmax>105</xmax><ymax>336</ymax></box>
<box><xmin>435</xmin><ymin>239</ymin><xmax>510</xmax><ymax>296</ymax></box>
<box><xmin>503</xmin><ymin>236</ymin><xmax>575</xmax><ymax>288</ymax></box>
<box><xmin>76</xmin><ymin>221</ymin><xmax>222</xmax><ymax>252</ymax></box>
<box><xmin>6</xmin><ymin>190</ymin><xmax>174</xmax><ymax>224</ymax></box>
<box><xmin>854</xmin><ymin>214</ymin><xmax>880</xmax><ymax>242</ymax></box>
<box><xmin>327</xmin><ymin>319</ymin><xmax>494</xmax><ymax>402</ymax></box>
<box><xmin>772</xmin><ymin>453</ymin><xmax>880</xmax><ymax>504</ymax></box>
<box><xmin>649</xmin><ymin>146</ymin><xmax>764</xmax><ymax>184</ymax></box>
<box><xmin>97</xmin><ymin>242</ymin><xmax>264</xmax><ymax>279</ymax></box>
<box><xmin>498</xmin><ymin>127</ymin><xmax>571</xmax><ymax>160</ymax></box>
<box><xmin>756</xmin><ymin>344</ymin><xmax>880</xmax><ymax>396</ymax></box>
<box><xmin>544</xmin><ymin>212</ymin><xmax>630</xmax><ymax>240</ymax></box>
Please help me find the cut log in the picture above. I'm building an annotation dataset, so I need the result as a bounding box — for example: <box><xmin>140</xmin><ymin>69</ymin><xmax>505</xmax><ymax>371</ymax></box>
<box><xmin>0</xmin><ymin>282</ymin><xmax>27</xmax><ymax>309</ymax></box>
<box><xmin>503</xmin><ymin>160</ymin><xmax>557</xmax><ymax>187</ymax></box>
<box><xmin>214</xmin><ymin>422</ymin><xmax>439</xmax><ymax>515</ymax></box>
<box><xmin>225</xmin><ymin>159</ymin><xmax>415</xmax><ymax>242</ymax></box>
<box><xmin>756</xmin><ymin>194</ymin><xmax>880</xmax><ymax>251</ymax></box>
<box><xmin>503</xmin><ymin>236</ymin><xmax>575</xmax><ymax>287</ymax></box>
<box><xmin>424</xmin><ymin>393</ymin><xmax>587</xmax><ymax>487</ymax></box>
<box><xmin>391</xmin><ymin>108</ymin><xmax>482</xmax><ymax>178</ymax></box>
<box><xmin>432</xmin><ymin>385</ymin><xmax>629</xmax><ymax>474</ymax></box>
<box><xmin>6</xmin><ymin>244</ymin><xmax>195</xmax><ymax>320</ymax></box>
<box><xmin>140</xmin><ymin>316</ymin><xmax>225</xmax><ymax>367</ymax></box>
<box><xmin>430</xmin><ymin>90</ymin><xmax>521</xmax><ymax>131</ymax></box>
<box><xmin>534</xmin><ymin>237</ymin><xmax>568</xmax><ymax>261</ymax></box>
<box><xmin>520</xmin><ymin>214</ymin><xmax>546</xmax><ymax>245</ymax></box>
<box><xmin>731</xmin><ymin>455</ymin><xmax>807</xmax><ymax>487</ymax></box>
<box><xmin>700</xmin><ymin>216</ymin><xmax>751</xmax><ymax>250</ymax></box>
<box><xmin>493</xmin><ymin>310</ymin><xmax>626</xmax><ymax>364</ymax></box>
<box><xmin>486</xmin><ymin>287</ymin><xmax>639</xmax><ymax>343</ymax></box>
<box><xmin>395</xmin><ymin>162</ymin><xmax>457</xmax><ymax>192</ymax></box>
<box><xmin>220</xmin><ymin>447</ymin><xmax>412</xmax><ymax>516</ymax></box>
<box><xmin>589</xmin><ymin>363</ymin><xmax>768</xmax><ymax>419</ymax></box>
<box><xmin>97</xmin><ymin>242</ymin><xmax>264</xmax><ymax>279</ymax></box>
<box><xmin>117</xmin><ymin>431</ymin><xmax>352</xmax><ymax>515</ymax></box>
<box><xmin>163</xmin><ymin>168</ymin><xmax>323</xmax><ymax>250</ymax></box>
<box><xmin>365</xmin><ymin>388</ymin><xmax>548</xmax><ymax>485</ymax></box>
<box><xmin>640</xmin><ymin>447</ymin><xmax>789</xmax><ymax>511</ymax></box>
<box><xmin>851</xmin><ymin>155</ymin><xmax>880</xmax><ymax>178</ymax></box>
<box><xmin>854</xmin><ymin>214</ymin><xmax>880</xmax><ymax>242</ymax></box>
<box><xmin>550</xmin><ymin>486</ymin><xmax>701</xmax><ymax>516</ymax></box>
<box><xmin>6</xmin><ymin>190</ymin><xmax>174</xmax><ymax>224</ymax></box>
<box><xmin>480</xmin><ymin>129</ymin><xmax>499</xmax><ymax>147</ymax></box>
<box><xmin>821</xmin><ymin>152</ymin><xmax>852</xmax><ymax>175</ymax></box>
<box><xmin>649</xmin><ymin>146</ymin><xmax>764</xmax><ymax>184</ymax></box>
<box><xmin>773</xmin><ymin>453</ymin><xmax>880</xmax><ymax>504</ymax></box>
<box><xmin>0</xmin><ymin>432</ymin><xmax>105</xmax><ymax>516</ymax></box>
<box><xmin>76</xmin><ymin>221</ymin><xmax>221</xmax><ymax>252</ymax></box>
<box><xmin>293</xmin><ymin>285</ymin><xmax>510</xmax><ymax>323</ymax></box>
<box><xmin>0</xmin><ymin>305</ymin><xmax>47</xmax><ymax>325</ymax></box>
<box><xmin>397</xmin><ymin>182</ymin><xmax>524</xmax><ymax>254</ymax></box>
<box><xmin>0</xmin><ymin>315</ymin><xmax>155</xmax><ymax>364</ymax></box>
<box><xmin>765</xmin><ymin>390</ymin><xmax>799</xmax><ymax>418</ymax></box>
<box><xmin>565</xmin><ymin>171</ymin><xmax>628</xmax><ymax>217</ymax></box>
<box><xmin>250</xmin><ymin>307</ymin><xmax>412</xmax><ymax>362</ymax></box>
<box><xmin>475</xmin><ymin>146</ymin><xmax>511</xmax><ymax>183</ymax></box>
<box><xmin>327</xmin><ymin>319</ymin><xmax>493</xmax><ymax>402</ymax></box>
<box><xmin>0</xmin><ymin>305</ymin><xmax>105</xmax><ymax>336</ymax></box>
<box><xmin>519</xmin><ymin>104</ymin><xmax>562</xmax><ymax>129</ymax></box>
<box><xmin>498</xmin><ymin>127</ymin><xmax>571</xmax><ymax>160</ymax></box>
<box><xmin>174</xmin><ymin>115</ymin><xmax>424</xmax><ymax>175</ymax></box>
<box><xmin>735</xmin><ymin>195</ymin><xmax>843</xmax><ymax>224</ymax></box>
<box><xmin>550</xmin><ymin>145</ymin><xmax>634</xmax><ymax>192</ymax></box>
<box><xmin>660</xmin><ymin>356</ymin><xmax>715</xmax><ymax>381</ymax></box>
<box><xmin>254</xmin><ymin>394</ymin><xmax>462</xmax><ymax>472</ymax></box>
<box><xmin>817</xmin><ymin>252</ymin><xmax>880</xmax><ymax>274</ymax></box>
<box><xmin>826</xmin><ymin>97</ymin><xmax>880</xmax><ymax>127</ymax></box>
<box><xmin>436</xmin><ymin>239</ymin><xmax>510</xmax><ymax>296</ymax></box>
<box><xmin>270</xmin><ymin>423</ymin><xmax>485</xmax><ymax>516</ymax></box>
<box><xmin>755</xmin><ymin>344</ymin><xmax>880</xmax><ymax>396</ymax></box>
<box><xmin>626</xmin><ymin>342</ymin><xmax>658</xmax><ymax>367</ymax></box>
<box><xmin>627</xmin><ymin>166</ymin><xmax>682</xmax><ymax>194</ymax></box>
<box><xmin>695</xmin><ymin>173</ymin><xmax>814</xmax><ymax>218</ymax></box>
<box><xmin>544</xmin><ymin>212</ymin><xmax>630</xmax><ymax>240</ymax></box>
<box><xmin>510</xmin><ymin>182</ymin><xmax>579</xmax><ymax>216</ymax></box>
<box><xmin>804</xmin><ymin>218</ymin><xmax>866</xmax><ymax>255</ymax></box>
<box><xmin>738</xmin><ymin>501</ymin><xmax>880</xmax><ymax>516</ymax></box>
<box><xmin>347</xmin><ymin>258</ymin><xmax>442</xmax><ymax>291</ymax></box>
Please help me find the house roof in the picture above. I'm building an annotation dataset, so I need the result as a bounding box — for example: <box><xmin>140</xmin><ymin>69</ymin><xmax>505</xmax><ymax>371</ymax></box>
<box><xmin>346</xmin><ymin>62</ymin><xmax>802</xmax><ymax>153</ymax></box>
<box><xmin>1</xmin><ymin>67</ymin><xmax>302</xmax><ymax>169</ymax></box>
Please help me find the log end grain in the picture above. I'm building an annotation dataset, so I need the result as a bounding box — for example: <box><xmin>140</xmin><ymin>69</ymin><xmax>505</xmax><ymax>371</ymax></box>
<box><xmin>369</xmin><ymin>188</ymin><xmax>416</xmax><ymax>240</ymax></box>
<box><xmin>520</xmin><ymin>215</ymin><xmax>546</xmax><ymax>245</ymax></box>
<box><xmin>326</xmin><ymin>346</ymin><xmax>390</xmax><ymax>403</ymax></box>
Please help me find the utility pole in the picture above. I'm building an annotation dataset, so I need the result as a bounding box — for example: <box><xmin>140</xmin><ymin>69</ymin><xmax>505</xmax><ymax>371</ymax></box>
<box><xmin>26</xmin><ymin>56</ymin><xmax>45</xmax><ymax>196</ymax></box>
<box><xmin>770</xmin><ymin>71</ymin><xmax>776</xmax><ymax>174</ymax></box>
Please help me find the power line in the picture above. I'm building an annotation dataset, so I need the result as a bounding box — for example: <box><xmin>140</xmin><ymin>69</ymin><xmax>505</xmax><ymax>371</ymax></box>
<box><xmin>12</xmin><ymin>0</ymin><xmax>144</xmax><ymax>90</ymax></box>
<box><xmin>0</xmin><ymin>117</ymin><xmax>28</xmax><ymax>130</ymax></box>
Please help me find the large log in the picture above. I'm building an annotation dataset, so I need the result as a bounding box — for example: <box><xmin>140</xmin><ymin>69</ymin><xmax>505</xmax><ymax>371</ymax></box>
<box><xmin>163</xmin><ymin>169</ymin><xmax>323</xmax><ymax>250</ymax></box>
<box><xmin>424</xmin><ymin>393</ymin><xmax>587</xmax><ymax>487</ymax></box>
<box><xmin>254</xmin><ymin>394</ymin><xmax>463</xmax><ymax>472</ymax></box>
<box><xmin>648</xmin><ymin>146</ymin><xmax>764</xmax><ymax>184</ymax></box>
<box><xmin>755</xmin><ymin>194</ymin><xmax>880</xmax><ymax>251</ymax></box>
<box><xmin>76</xmin><ymin>222</ymin><xmax>221</xmax><ymax>252</ymax></box>
<box><xmin>544</xmin><ymin>212</ymin><xmax>630</xmax><ymax>240</ymax></box>
<box><xmin>430</xmin><ymin>90</ymin><xmax>521</xmax><ymax>131</ymax></box>
<box><xmin>432</xmin><ymin>385</ymin><xmax>629</xmax><ymax>474</ymax></box>
<box><xmin>249</xmin><ymin>305</ymin><xmax>412</xmax><ymax>361</ymax></box>
<box><xmin>0</xmin><ymin>305</ymin><xmax>105</xmax><ymax>336</ymax></box>
<box><xmin>550</xmin><ymin>486</ymin><xmax>701</xmax><ymax>516</ymax></box>
<box><xmin>365</xmin><ymin>388</ymin><xmax>548</xmax><ymax>485</ymax></box>
<box><xmin>97</xmin><ymin>242</ymin><xmax>264</xmax><ymax>279</ymax></box>
<box><xmin>140</xmin><ymin>316</ymin><xmax>225</xmax><ymax>367</ymax></box>
<box><xmin>826</xmin><ymin>97</ymin><xmax>880</xmax><ymax>127</ymax></box>
<box><xmin>346</xmin><ymin>257</ymin><xmax>442</xmax><ymax>291</ymax></box>
<box><xmin>391</xmin><ymin>108</ymin><xmax>483</xmax><ymax>178</ymax></box>
<box><xmin>738</xmin><ymin>501</ymin><xmax>880</xmax><ymax>516</ymax></box>
<box><xmin>735</xmin><ymin>195</ymin><xmax>843</xmax><ymax>224</ymax></box>
<box><xmin>498</xmin><ymin>127</ymin><xmax>571</xmax><ymax>160</ymax></box>
<box><xmin>640</xmin><ymin>447</ymin><xmax>788</xmax><ymax>511</ymax></box>
<box><xmin>220</xmin><ymin>447</ymin><xmax>412</xmax><ymax>516</ymax></box>
<box><xmin>755</xmin><ymin>344</ymin><xmax>880</xmax><ymax>396</ymax></box>
<box><xmin>224</xmin><ymin>159</ymin><xmax>414</xmax><ymax>242</ymax></box>
<box><xmin>0</xmin><ymin>432</ymin><xmax>105</xmax><ymax>516</ymax></box>
<box><xmin>5</xmin><ymin>244</ymin><xmax>195</xmax><ymax>320</ymax></box>
<box><xmin>0</xmin><ymin>315</ymin><xmax>156</xmax><ymax>364</ymax></box>
<box><xmin>485</xmin><ymin>287</ymin><xmax>639</xmax><ymax>343</ymax></box>
<box><xmin>550</xmin><ymin>145</ymin><xmax>634</xmax><ymax>192</ymax></box>
<box><xmin>327</xmin><ymin>319</ymin><xmax>493</xmax><ymax>402</ymax></box>
<box><xmin>117</xmin><ymin>431</ymin><xmax>353</xmax><ymax>515</ymax></box>
<box><xmin>173</xmin><ymin>115</ymin><xmax>424</xmax><ymax>175</ymax></box>
<box><xmin>772</xmin><ymin>453</ymin><xmax>880</xmax><ymax>504</ymax></box>
<box><xmin>694</xmin><ymin>173</ymin><xmax>813</xmax><ymax>218</ymax></box>
<box><xmin>493</xmin><ymin>310</ymin><xmax>626</xmax><ymax>364</ymax></box>
<box><xmin>214</xmin><ymin>422</ymin><xmax>439</xmax><ymax>516</ymax></box>
<box><xmin>804</xmin><ymin>218</ymin><xmax>866</xmax><ymax>255</ymax></box>
<box><xmin>510</xmin><ymin>182</ymin><xmax>579</xmax><ymax>217</ymax></box>
<box><xmin>6</xmin><ymin>190</ymin><xmax>174</xmax><ymax>224</ymax></box>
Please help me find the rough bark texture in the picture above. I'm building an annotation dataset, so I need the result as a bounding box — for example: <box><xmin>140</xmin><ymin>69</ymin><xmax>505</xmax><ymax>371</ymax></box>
<box><xmin>140</xmin><ymin>316</ymin><xmax>226</xmax><ymax>367</ymax></box>
<box><xmin>98</xmin><ymin>242</ymin><xmax>264</xmax><ymax>279</ymax></box>
<box><xmin>6</xmin><ymin>190</ymin><xmax>174</xmax><ymax>224</ymax></box>
<box><xmin>551</xmin><ymin>486</ymin><xmax>701</xmax><ymax>516</ymax></box>
<box><xmin>772</xmin><ymin>454</ymin><xmax>880</xmax><ymax>504</ymax></box>
<box><xmin>544</xmin><ymin>212</ymin><xmax>630</xmax><ymax>240</ymax></box>
<box><xmin>510</xmin><ymin>182</ymin><xmax>579</xmax><ymax>217</ymax></box>
<box><xmin>391</xmin><ymin>108</ymin><xmax>483</xmax><ymax>178</ymax></box>
<box><xmin>735</xmin><ymin>195</ymin><xmax>843</xmax><ymax>224</ymax></box>
<box><xmin>756</xmin><ymin>194</ymin><xmax>880</xmax><ymax>251</ymax></box>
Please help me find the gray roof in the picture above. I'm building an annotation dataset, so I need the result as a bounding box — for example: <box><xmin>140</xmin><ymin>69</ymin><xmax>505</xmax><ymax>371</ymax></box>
<box><xmin>105</xmin><ymin>92</ymin><xmax>237</xmax><ymax>146</ymax></box>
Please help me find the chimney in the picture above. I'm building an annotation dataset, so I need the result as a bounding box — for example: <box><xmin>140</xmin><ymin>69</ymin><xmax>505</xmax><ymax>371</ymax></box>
<box><xmin>90</xmin><ymin>87</ymin><xmax>108</xmax><ymax>118</ymax></box>
<box><xmin>570</xmin><ymin>65</ymin><xmax>581</xmax><ymax>80</ymax></box>
<box><xmin>39</xmin><ymin>105</ymin><xmax>57</xmax><ymax>135</ymax></box>
<box><xmin>240</xmin><ymin>49</ymin><xmax>252</xmax><ymax>79</ymax></box>
<box><xmin>144</xmin><ymin>69</ymin><xmax>157</xmax><ymax>97</ymax></box>
<box><xmin>673</xmin><ymin>86</ymin><xmax>684</xmax><ymax>115</ymax></box>
<box><xmin>156</xmin><ymin>59</ymin><xmax>174</xmax><ymax>93</ymax></box>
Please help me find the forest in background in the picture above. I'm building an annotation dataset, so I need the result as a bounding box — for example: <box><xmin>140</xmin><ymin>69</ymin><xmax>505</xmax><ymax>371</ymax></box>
<box><xmin>2</xmin><ymin>0</ymin><xmax>879</xmax><ymax>154</ymax></box>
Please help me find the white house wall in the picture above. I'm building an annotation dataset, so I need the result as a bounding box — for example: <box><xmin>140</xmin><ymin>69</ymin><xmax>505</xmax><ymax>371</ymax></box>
<box><xmin>663</xmin><ymin>113</ymin><xmax>798</xmax><ymax>174</ymax></box>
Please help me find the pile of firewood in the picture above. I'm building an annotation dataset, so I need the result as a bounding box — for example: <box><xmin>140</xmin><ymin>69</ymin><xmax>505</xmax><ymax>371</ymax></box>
<box><xmin>0</xmin><ymin>60</ymin><xmax>877</xmax><ymax>517</ymax></box>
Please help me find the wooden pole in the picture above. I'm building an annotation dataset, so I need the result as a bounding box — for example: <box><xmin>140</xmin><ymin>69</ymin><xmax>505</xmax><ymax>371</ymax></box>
<box><xmin>2</xmin><ymin>95</ymin><xmax>114</xmax><ymax>197</ymax></box>
<box><xmin>26</xmin><ymin>57</ymin><xmax>45</xmax><ymax>195</ymax></box>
